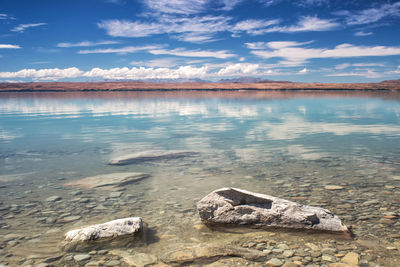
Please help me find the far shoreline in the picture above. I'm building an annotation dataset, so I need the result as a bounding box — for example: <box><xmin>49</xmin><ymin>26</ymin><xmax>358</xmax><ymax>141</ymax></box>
<box><xmin>1</xmin><ymin>80</ymin><xmax>400</xmax><ymax>92</ymax></box>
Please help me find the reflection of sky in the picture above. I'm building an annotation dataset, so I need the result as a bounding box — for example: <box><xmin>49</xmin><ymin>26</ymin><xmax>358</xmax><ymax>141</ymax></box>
<box><xmin>1</xmin><ymin>97</ymin><xmax>400</xmax><ymax>160</ymax></box>
<box><xmin>0</xmin><ymin>98</ymin><xmax>266</xmax><ymax>118</ymax></box>
<box><xmin>247</xmin><ymin>115</ymin><xmax>400</xmax><ymax>141</ymax></box>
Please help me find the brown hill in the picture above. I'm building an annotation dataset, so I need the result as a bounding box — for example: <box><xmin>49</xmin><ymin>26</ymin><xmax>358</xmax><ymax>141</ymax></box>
<box><xmin>0</xmin><ymin>81</ymin><xmax>400</xmax><ymax>92</ymax></box>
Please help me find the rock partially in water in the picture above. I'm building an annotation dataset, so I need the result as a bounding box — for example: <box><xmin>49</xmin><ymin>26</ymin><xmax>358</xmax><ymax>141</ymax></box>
<box><xmin>64</xmin><ymin>217</ymin><xmax>143</xmax><ymax>243</ymax></box>
<box><xmin>108</xmin><ymin>150</ymin><xmax>198</xmax><ymax>165</ymax></box>
<box><xmin>63</xmin><ymin>172</ymin><xmax>150</xmax><ymax>190</ymax></box>
<box><xmin>197</xmin><ymin>188</ymin><xmax>351</xmax><ymax>234</ymax></box>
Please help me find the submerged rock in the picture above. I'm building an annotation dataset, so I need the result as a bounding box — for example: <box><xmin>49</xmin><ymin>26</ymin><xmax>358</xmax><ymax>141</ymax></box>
<box><xmin>161</xmin><ymin>243</ymin><xmax>268</xmax><ymax>265</ymax></box>
<box><xmin>108</xmin><ymin>150</ymin><xmax>198</xmax><ymax>165</ymax></box>
<box><xmin>197</xmin><ymin>188</ymin><xmax>351</xmax><ymax>234</ymax></box>
<box><xmin>65</xmin><ymin>217</ymin><xmax>143</xmax><ymax>243</ymax></box>
<box><xmin>63</xmin><ymin>172</ymin><xmax>150</xmax><ymax>190</ymax></box>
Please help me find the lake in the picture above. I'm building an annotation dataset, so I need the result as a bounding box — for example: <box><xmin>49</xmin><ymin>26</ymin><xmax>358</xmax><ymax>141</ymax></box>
<box><xmin>1</xmin><ymin>91</ymin><xmax>400</xmax><ymax>266</ymax></box>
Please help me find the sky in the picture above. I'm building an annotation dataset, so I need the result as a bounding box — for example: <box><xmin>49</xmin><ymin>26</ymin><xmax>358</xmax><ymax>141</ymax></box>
<box><xmin>0</xmin><ymin>0</ymin><xmax>400</xmax><ymax>83</ymax></box>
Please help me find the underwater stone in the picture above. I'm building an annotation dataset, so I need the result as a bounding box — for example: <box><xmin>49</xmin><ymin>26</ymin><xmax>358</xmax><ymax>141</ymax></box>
<box><xmin>197</xmin><ymin>188</ymin><xmax>351</xmax><ymax>234</ymax></box>
<box><xmin>108</xmin><ymin>150</ymin><xmax>198</xmax><ymax>165</ymax></box>
<box><xmin>63</xmin><ymin>172</ymin><xmax>150</xmax><ymax>190</ymax></box>
<box><xmin>64</xmin><ymin>217</ymin><xmax>142</xmax><ymax>243</ymax></box>
<box><xmin>45</xmin><ymin>196</ymin><xmax>62</xmax><ymax>202</ymax></box>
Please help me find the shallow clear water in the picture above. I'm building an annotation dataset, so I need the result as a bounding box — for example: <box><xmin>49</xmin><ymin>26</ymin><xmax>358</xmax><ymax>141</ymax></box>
<box><xmin>1</xmin><ymin>91</ymin><xmax>400</xmax><ymax>266</ymax></box>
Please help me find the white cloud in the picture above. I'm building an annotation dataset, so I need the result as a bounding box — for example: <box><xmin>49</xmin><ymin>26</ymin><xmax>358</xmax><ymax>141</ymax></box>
<box><xmin>252</xmin><ymin>42</ymin><xmax>400</xmax><ymax>62</ymax></box>
<box><xmin>344</xmin><ymin>2</ymin><xmax>400</xmax><ymax>25</ymax></box>
<box><xmin>232</xmin><ymin>19</ymin><xmax>280</xmax><ymax>35</ymax></box>
<box><xmin>143</xmin><ymin>0</ymin><xmax>244</xmax><ymax>14</ymax></box>
<box><xmin>233</xmin><ymin>16</ymin><xmax>337</xmax><ymax>35</ymax></box>
<box><xmin>335</xmin><ymin>63</ymin><xmax>350</xmax><ymax>70</ymax></box>
<box><xmin>78</xmin><ymin>45</ymin><xmax>163</xmax><ymax>54</ymax></box>
<box><xmin>57</xmin><ymin>40</ymin><xmax>119</xmax><ymax>48</ymax></box>
<box><xmin>0</xmin><ymin>67</ymin><xmax>83</xmax><ymax>81</ymax></box>
<box><xmin>295</xmin><ymin>0</ymin><xmax>329</xmax><ymax>7</ymax></box>
<box><xmin>130</xmin><ymin>58</ymin><xmax>179</xmax><ymax>68</ymax></box>
<box><xmin>298</xmin><ymin>68</ymin><xmax>308</xmax><ymax>74</ymax></box>
<box><xmin>392</xmin><ymin>66</ymin><xmax>400</xmax><ymax>74</ymax></box>
<box><xmin>265</xmin><ymin>16</ymin><xmax>339</xmax><ymax>33</ymax></box>
<box><xmin>143</xmin><ymin>0</ymin><xmax>208</xmax><ymax>14</ymax></box>
<box><xmin>335</xmin><ymin>62</ymin><xmax>385</xmax><ymax>70</ymax></box>
<box><xmin>354</xmin><ymin>31</ymin><xmax>373</xmax><ymax>36</ymax></box>
<box><xmin>246</xmin><ymin>41</ymin><xmax>312</xmax><ymax>50</ymax></box>
<box><xmin>0</xmin><ymin>44</ymin><xmax>21</xmax><ymax>49</ymax></box>
<box><xmin>0</xmin><ymin>66</ymin><xmax>209</xmax><ymax>81</ymax></box>
<box><xmin>327</xmin><ymin>70</ymin><xmax>383</xmax><ymax>79</ymax></box>
<box><xmin>218</xmin><ymin>0</ymin><xmax>243</xmax><ymax>11</ymax></box>
<box><xmin>11</xmin><ymin>23</ymin><xmax>47</xmax><ymax>32</ymax></box>
<box><xmin>98</xmin><ymin>15</ymin><xmax>231</xmax><ymax>43</ymax></box>
<box><xmin>217</xmin><ymin>63</ymin><xmax>259</xmax><ymax>76</ymax></box>
<box><xmin>83</xmin><ymin>66</ymin><xmax>208</xmax><ymax>80</ymax></box>
<box><xmin>0</xmin><ymin>13</ymin><xmax>15</xmax><ymax>20</ymax></box>
<box><xmin>148</xmin><ymin>48</ymin><xmax>235</xmax><ymax>59</ymax></box>
<box><xmin>257</xmin><ymin>0</ymin><xmax>282</xmax><ymax>7</ymax></box>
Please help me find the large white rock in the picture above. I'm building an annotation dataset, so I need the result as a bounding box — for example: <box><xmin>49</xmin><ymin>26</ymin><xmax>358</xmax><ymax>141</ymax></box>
<box><xmin>108</xmin><ymin>150</ymin><xmax>198</xmax><ymax>165</ymax></box>
<box><xmin>197</xmin><ymin>188</ymin><xmax>351</xmax><ymax>234</ymax></box>
<box><xmin>65</xmin><ymin>217</ymin><xmax>143</xmax><ymax>243</ymax></box>
<box><xmin>63</xmin><ymin>172</ymin><xmax>150</xmax><ymax>190</ymax></box>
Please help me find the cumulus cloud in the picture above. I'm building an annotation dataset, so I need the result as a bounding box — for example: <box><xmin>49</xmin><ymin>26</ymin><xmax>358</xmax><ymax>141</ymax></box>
<box><xmin>57</xmin><ymin>40</ymin><xmax>119</xmax><ymax>48</ymax></box>
<box><xmin>0</xmin><ymin>44</ymin><xmax>21</xmax><ymax>49</ymax></box>
<box><xmin>78</xmin><ymin>45</ymin><xmax>163</xmax><ymax>54</ymax></box>
<box><xmin>343</xmin><ymin>2</ymin><xmax>400</xmax><ymax>25</ymax></box>
<box><xmin>0</xmin><ymin>66</ymin><xmax>208</xmax><ymax>81</ymax></box>
<box><xmin>0</xmin><ymin>67</ymin><xmax>83</xmax><ymax>81</ymax></box>
<box><xmin>83</xmin><ymin>66</ymin><xmax>209</xmax><ymax>80</ymax></box>
<box><xmin>11</xmin><ymin>23</ymin><xmax>47</xmax><ymax>32</ymax></box>
<box><xmin>217</xmin><ymin>63</ymin><xmax>259</xmax><ymax>76</ymax></box>
<box><xmin>0</xmin><ymin>62</ymin><xmax>316</xmax><ymax>82</ymax></box>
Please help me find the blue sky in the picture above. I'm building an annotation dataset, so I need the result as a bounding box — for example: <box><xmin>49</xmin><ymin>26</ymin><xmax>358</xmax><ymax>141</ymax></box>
<box><xmin>0</xmin><ymin>0</ymin><xmax>400</xmax><ymax>82</ymax></box>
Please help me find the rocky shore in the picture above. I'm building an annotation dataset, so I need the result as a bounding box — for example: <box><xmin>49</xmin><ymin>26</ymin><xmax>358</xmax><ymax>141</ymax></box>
<box><xmin>1</xmin><ymin>149</ymin><xmax>400</xmax><ymax>266</ymax></box>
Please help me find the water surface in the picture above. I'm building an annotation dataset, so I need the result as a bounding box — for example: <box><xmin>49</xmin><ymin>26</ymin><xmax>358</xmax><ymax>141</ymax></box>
<box><xmin>1</xmin><ymin>91</ymin><xmax>400</xmax><ymax>266</ymax></box>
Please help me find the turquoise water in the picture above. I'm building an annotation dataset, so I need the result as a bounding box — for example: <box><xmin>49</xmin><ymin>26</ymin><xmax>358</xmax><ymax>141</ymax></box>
<box><xmin>1</xmin><ymin>91</ymin><xmax>400</xmax><ymax>266</ymax></box>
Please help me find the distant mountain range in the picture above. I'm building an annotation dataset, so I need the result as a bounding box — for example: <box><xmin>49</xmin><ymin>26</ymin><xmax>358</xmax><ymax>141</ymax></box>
<box><xmin>380</xmin><ymin>79</ymin><xmax>400</xmax><ymax>83</ymax></box>
<box><xmin>99</xmin><ymin>78</ymin><xmax>209</xmax><ymax>83</ymax></box>
<box><xmin>98</xmin><ymin>76</ymin><xmax>289</xmax><ymax>83</ymax></box>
